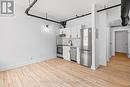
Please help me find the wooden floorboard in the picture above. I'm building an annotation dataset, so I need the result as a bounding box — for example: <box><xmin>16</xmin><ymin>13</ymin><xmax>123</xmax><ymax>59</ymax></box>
<box><xmin>0</xmin><ymin>52</ymin><xmax>130</xmax><ymax>87</ymax></box>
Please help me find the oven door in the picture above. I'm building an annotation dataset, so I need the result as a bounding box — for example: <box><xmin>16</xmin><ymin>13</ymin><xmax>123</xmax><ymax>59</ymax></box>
<box><xmin>57</xmin><ymin>46</ymin><xmax>63</xmax><ymax>57</ymax></box>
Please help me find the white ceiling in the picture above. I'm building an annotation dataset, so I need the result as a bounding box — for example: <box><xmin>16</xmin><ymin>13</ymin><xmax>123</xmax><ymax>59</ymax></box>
<box><xmin>27</xmin><ymin>0</ymin><xmax>121</xmax><ymax>22</ymax></box>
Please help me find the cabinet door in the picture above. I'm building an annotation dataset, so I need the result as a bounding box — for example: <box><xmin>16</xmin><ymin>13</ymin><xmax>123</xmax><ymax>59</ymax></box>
<box><xmin>75</xmin><ymin>26</ymin><xmax>81</xmax><ymax>38</ymax></box>
<box><xmin>77</xmin><ymin>27</ymin><xmax>81</xmax><ymax>38</ymax></box>
<box><xmin>71</xmin><ymin>27</ymin><xmax>76</xmax><ymax>38</ymax></box>
<box><xmin>59</xmin><ymin>29</ymin><xmax>63</xmax><ymax>34</ymax></box>
<box><xmin>66</xmin><ymin>29</ymin><xmax>71</xmax><ymax>38</ymax></box>
<box><xmin>63</xmin><ymin>46</ymin><xmax>70</xmax><ymax>61</ymax></box>
<box><xmin>71</xmin><ymin>26</ymin><xmax>81</xmax><ymax>38</ymax></box>
<box><xmin>56</xmin><ymin>29</ymin><xmax>60</xmax><ymax>36</ymax></box>
<box><xmin>63</xmin><ymin>29</ymin><xmax>66</xmax><ymax>34</ymax></box>
<box><xmin>59</xmin><ymin>29</ymin><xmax>66</xmax><ymax>34</ymax></box>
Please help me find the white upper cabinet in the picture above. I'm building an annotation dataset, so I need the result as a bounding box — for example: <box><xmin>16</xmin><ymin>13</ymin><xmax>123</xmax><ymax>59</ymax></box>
<box><xmin>58</xmin><ymin>25</ymin><xmax>81</xmax><ymax>39</ymax></box>
<box><xmin>65</xmin><ymin>28</ymin><xmax>71</xmax><ymax>38</ymax></box>
<box><xmin>76</xmin><ymin>26</ymin><xmax>81</xmax><ymax>38</ymax></box>
<box><xmin>59</xmin><ymin>29</ymin><xmax>66</xmax><ymax>34</ymax></box>
<box><xmin>59</xmin><ymin>29</ymin><xmax>63</xmax><ymax>34</ymax></box>
<box><xmin>56</xmin><ymin>29</ymin><xmax>60</xmax><ymax>36</ymax></box>
<box><xmin>71</xmin><ymin>26</ymin><xmax>81</xmax><ymax>38</ymax></box>
<box><xmin>70</xmin><ymin>27</ymin><xmax>76</xmax><ymax>38</ymax></box>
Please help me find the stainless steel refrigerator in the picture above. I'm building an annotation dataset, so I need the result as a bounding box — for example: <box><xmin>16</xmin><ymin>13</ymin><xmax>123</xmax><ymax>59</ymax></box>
<box><xmin>80</xmin><ymin>28</ymin><xmax>92</xmax><ymax>67</ymax></box>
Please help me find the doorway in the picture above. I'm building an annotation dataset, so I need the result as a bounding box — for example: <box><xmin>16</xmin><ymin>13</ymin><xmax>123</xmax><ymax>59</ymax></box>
<box><xmin>115</xmin><ymin>31</ymin><xmax>128</xmax><ymax>54</ymax></box>
<box><xmin>111</xmin><ymin>28</ymin><xmax>129</xmax><ymax>57</ymax></box>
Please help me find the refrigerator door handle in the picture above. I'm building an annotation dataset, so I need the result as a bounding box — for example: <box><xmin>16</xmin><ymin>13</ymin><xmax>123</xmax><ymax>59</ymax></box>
<box><xmin>80</xmin><ymin>49</ymin><xmax>91</xmax><ymax>52</ymax></box>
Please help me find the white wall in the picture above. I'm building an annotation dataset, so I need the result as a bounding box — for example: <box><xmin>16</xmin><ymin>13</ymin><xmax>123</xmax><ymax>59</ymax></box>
<box><xmin>66</xmin><ymin>15</ymin><xmax>92</xmax><ymax>28</ymax></box>
<box><xmin>106</xmin><ymin>26</ymin><xmax>111</xmax><ymax>62</ymax></box>
<box><xmin>107</xmin><ymin>7</ymin><xmax>121</xmax><ymax>23</ymax></box>
<box><xmin>0</xmin><ymin>3</ymin><xmax>59</xmax><ymax>70</ymax></box>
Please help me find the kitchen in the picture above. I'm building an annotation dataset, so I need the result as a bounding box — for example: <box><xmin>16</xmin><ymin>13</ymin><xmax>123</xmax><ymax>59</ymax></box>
<box><xmin>56</xmin><ymin>25</ymin><xmax>92</xmax><ymax>67</ymax></box>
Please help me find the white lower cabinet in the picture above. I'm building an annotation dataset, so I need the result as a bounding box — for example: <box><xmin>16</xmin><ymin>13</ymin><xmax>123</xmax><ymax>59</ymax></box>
<box><xmin>77</xmin><ymin>47</ymin><xmax>80</xmax><ymax>64</ymax></box>
<box><xmin>63</xmin><ymin>46</ymin><xmax>70</xmax><ymax>61</ymax></box>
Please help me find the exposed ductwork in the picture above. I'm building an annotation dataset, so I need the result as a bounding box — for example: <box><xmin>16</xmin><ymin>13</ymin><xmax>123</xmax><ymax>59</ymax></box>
<box><xmin>62</xmin><ymin>4</ymin><xmax>121</xmax><ymax>22</ymax></box>
<box><xmin>25</xmin><ymin>0</ymin><xmax>66</xmax><ymax>28</ymax></box>
<box><xmin>121</xmin><ymin>0</ymin><xmax>130</xmax><ymax>26</ymax></box>
<box><xmin>26</xmin><ymin>0</ymin><xmax>130</xmax><ymax>27</ymax></box>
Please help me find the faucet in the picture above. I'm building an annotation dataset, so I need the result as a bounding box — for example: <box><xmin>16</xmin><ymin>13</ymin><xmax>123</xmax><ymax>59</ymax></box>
<box><xmin>68</xmin><ymin>40</ymin><xmax>73</xmax><ymax>46</ymax></box>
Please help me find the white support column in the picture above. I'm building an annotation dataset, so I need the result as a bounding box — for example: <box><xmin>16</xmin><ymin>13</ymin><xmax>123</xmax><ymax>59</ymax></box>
<box><xmin>128</xmin><ymin>29</ymin><xmax>130</xmax><ymax>58</ymax></box>
<box><xmin>91</xmin><ymin>4</ymin><xmax>97</xmax><ymax>70</ymax></box>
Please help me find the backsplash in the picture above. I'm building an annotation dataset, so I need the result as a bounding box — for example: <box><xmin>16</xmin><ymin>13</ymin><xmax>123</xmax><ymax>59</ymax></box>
<box><xmin>57</xmin><ymin>37</ymin><xmax>80</xmax><ymax>47</ymax></box>
<box><xmin>56</xmin><ymin>36</ymin><xmax>63</xmax><ymax>45</ymax></box>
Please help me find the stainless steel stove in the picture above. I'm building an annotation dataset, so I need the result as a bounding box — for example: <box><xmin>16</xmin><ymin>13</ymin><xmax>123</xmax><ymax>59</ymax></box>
<box><xmin>57</xmin><ymin>45</ymin><xmax>63</xmax><ymax>58</ymax></box>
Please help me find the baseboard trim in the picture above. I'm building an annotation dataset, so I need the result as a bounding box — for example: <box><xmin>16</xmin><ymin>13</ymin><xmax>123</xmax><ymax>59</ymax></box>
<box><xmin>91</xmin><ymin>65</ymin><xmax>99</xmax><ymax>70</ymax></box>
<box><xmin>91</xmin><ymin>67</ymin><xmax>96</xmax><ymax>70</ymax></box>
<box><xmin>128</xmin><ymin>54</ymin><xmax>130</xmax><ymax>58</ymax></box>
<box><xmin>0</xmin><ymin>57</ymin><xmax>55</xmax><ymax>72</ymax></box>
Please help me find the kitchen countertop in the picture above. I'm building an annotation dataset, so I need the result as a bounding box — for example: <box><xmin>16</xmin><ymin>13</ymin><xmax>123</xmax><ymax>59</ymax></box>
<box><xmin>67</xmin><ymin>46</ymin><xmax>80</xmax><ymax>48</ymax></box>
<box><xmin>57</xmin><ymin>44</ymin><xmax>80</xmax><ymax>48</ymax></box>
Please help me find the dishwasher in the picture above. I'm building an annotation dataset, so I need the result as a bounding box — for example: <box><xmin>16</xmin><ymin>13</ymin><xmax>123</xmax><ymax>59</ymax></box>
<box><xmin>70</xmin><ymin>47</ymin><xmax>77</xmax><ymax>62</ymax></box>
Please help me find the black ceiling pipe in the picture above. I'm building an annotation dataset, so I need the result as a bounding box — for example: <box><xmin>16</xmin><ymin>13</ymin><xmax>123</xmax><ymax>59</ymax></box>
<box><xmin>26</xmin><ymin>14</ymin><xmax>61</xmax><ymax>24</ymax></box>
<box><xmin>60</xmin><ymin>21</ymin><xmax>67</xmax><ymax>28</ymax></box>
<box><xmin>63</xmin><ymin>13</ymin><xmax>92</xmax><ymax>22</ymax></box>
<box><xmin>25</xmin><ymin>0</ymin><xmax>38</xmax><ymax>14</ymax></box>
<box><xmin>121</xmin><ymin>0</ymin><xmax>130</xmax><ymax>26</ymax></box>
<box><xmin>26</xmin><ymin>0</ymin><xmax>128</xmax><ymax>27</ymax></box>
<box><xmin>97</xmin><ymin>4</ymin><xmax>121</xmax><ymax>12</ymax></box>
<box><xmin>61</xmin><ymin>4</ymin><xmax>121</xmax><ymax>23</ymax></box>
<box><xmin>25</xmin><ymin>0</ymin><xmax>66</xmax><ymax>28</ymax></box>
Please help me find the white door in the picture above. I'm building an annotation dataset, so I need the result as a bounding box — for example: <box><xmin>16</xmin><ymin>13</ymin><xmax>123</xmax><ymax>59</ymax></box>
<box><xmin>115</xmin><ymin>31</ymin><xmax>128</xmax><ymax>53</ymax></box>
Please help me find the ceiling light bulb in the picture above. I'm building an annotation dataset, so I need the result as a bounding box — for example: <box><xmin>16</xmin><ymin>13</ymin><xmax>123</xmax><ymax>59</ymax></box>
<box><xmin>44</xmin><ymin>25</ymin><xmax>49</xmax><ymax>32</ymax></box>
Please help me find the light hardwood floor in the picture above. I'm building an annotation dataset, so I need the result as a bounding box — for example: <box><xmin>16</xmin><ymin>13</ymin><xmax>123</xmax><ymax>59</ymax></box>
<box><xmin>0</xmin><ymin>52</ymin><xmax>130</xmax><ymax>87</ymax></box>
